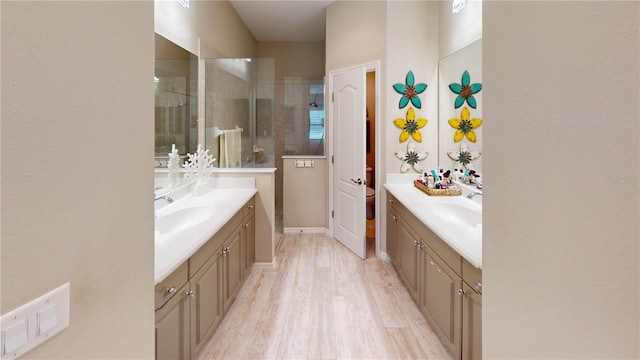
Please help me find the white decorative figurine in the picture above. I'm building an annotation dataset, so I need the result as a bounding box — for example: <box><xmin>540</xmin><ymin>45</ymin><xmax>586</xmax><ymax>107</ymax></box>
<box><xmin>183</xmin><ymin>144</ymin><xmax>216</xmax><ymax>195</ymax></box>
<box><xmin>167</xmin><ymin>144</ymin><xmax>181</xmax><ymax>188</ymax></box>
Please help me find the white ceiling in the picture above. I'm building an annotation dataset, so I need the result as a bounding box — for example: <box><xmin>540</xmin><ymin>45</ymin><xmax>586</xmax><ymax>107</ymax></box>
<box><xmin>229</xmin><ymin>0</ymin><xmax>334</xmax><ymax>42</ymax></box>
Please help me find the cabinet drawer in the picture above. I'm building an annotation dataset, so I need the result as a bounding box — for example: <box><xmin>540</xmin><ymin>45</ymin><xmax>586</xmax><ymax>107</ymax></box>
<box><xmin>243</xmin><ymin>196</ymin><xmax>255</xmax><ymax>218</ymax></box>
<box><xmin>155</xmin><ymin>262</ymin><xmax>188</xmax><ymax>310</ymax></box>
<box><xmin>189</xmin><ymin>210</ymin><xmax>242</xmax><ymax>278</ymax></box>
<box><xmin>463</xmin><ymin>259</ymin><xmax>482</xmax><ymax>293</ymax></box>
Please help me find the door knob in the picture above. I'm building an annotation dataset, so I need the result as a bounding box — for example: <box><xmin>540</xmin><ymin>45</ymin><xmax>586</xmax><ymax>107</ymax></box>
<box><xmin>350</xmin><ymin>178</ymin><xmax>363</xmax><ymax>185</ymax></box>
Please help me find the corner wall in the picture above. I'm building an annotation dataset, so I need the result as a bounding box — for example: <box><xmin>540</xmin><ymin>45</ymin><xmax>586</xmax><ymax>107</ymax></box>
<box><xmin>483</xmin><ymin>1</ymin><xmax>639</xmax><ymax>357</ymax></box>
<box><xmin>1</xmin><ymin>1</ymin><xmax>155</xmax><ymax>358</ymax></box>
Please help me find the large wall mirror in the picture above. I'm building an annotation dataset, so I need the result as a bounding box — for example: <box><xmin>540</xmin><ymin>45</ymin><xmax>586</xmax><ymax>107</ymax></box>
<box><xmin>154</xmin><ymin>34</ymin><xmax>198</xmax><ymax>167</ymax></box>
<box><xmin>438</xmin><ymin>39</ymin><xmax>483</xmax><ymax>174</ymax></box>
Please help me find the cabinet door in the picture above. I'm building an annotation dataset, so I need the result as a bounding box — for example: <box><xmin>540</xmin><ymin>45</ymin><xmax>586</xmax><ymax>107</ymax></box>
<box><xmin>190</xmin><ymin>249</ymin><xmax>224</xmax><ymax>357</ymax></box>
<box><xmin>386</xmin><ymin>205</ymin><xmax>398</xmax><ymax>264</ymax></box>
<box><xmin>242</xmin><ymin>214</ymin><xmax>255</xmax><ymax>277</ymax></box>
<box><xmin>156</xmin><ymin>284</ymin><xmax>190</xmax><ymax>360</ymax></box>
<box><xmin>462</xmin><ymin>283</ymin><xmax>482</xmax><ymax>360</ymax></box>
<box><xmin>396</xmin><ymin>217</ymin><xmax>420</xmax><ymax>302</ymax></box>
<box><xmin>424</xmin><ymin>248</ymin><xmax>462</xmax><ymax>359</ymax></box>
<box><xmin>223</xmin><ymin>228</ymin><xmax>244</xmax><ymax>312</ymax></box>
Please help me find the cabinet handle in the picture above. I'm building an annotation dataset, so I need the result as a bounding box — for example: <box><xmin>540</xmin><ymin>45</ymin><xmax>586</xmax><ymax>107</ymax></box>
<box><xmin>225</xmin><ymin>246</ymin><xmax>230</xmax><ymax>253</ymax></box>
<box><xmin>429</xmin><ymin>260</ymin><xmax>435</xmax><ymax>266</ymax></box>
<box><xmin>413</xmin><ymin>240</ymin><xmax>419</xmax><ymax>246</ymax></box>
<box><xmin>247</xmin><ymin>204</ymin><xmax>254</xmax><ymax>209</ymax></box>
<box><xmin>392</xmin><ymin>216</ymin><xmax>398</xmax><ymax>221</ymax></box>
<box><xmin>243</xmin><ymin>223</ymin><xmax>249</xmax><ymax>229</ymax></box>
<box><xmin>185</xmin><ymin>290</ymin><xmax>195</xmax><ymax>298</ymax></box>
<box><xmin>458</xmin><ymin>289</ymin><xmax>467</xmax><ymax>296</ymax></box>
<box><xmin>165</xmin><ymin>287</ymin><xmax>177</xmax><ymax>295</ymax></box>
<box><xmin>389</xmin><ymin>199</ymin><xmax>395</xmax><ymax>204</ymax></box>
<box><xmin>221</xmin><ymin>249</ymin><xmax>227</xmax><ymax>256</ymax></box>
<box><xmin>437</xmin><ymin>268</ymin><xmax>442</xmax><ymax>274</ymax></box>
<box><xmin>475</xmin><ymin>282</ymin><xmax>482</xmax><ymax>291</ymax></box>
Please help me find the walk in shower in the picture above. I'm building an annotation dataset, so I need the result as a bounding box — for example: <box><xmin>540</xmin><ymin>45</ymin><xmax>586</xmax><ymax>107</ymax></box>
<box><xmin>204</xmin><ymin>58</ymin><xmax>275</xmax><ymax>168</ymax></box>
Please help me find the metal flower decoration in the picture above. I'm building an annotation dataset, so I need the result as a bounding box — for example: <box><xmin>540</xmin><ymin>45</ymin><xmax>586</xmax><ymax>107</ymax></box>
<box><xmin>393</xmin><ymin>107</ymin><xmax>428</xmax><ymax>143</ymax></box>
<box><xmin>393</xmin><ymin>71</ymin><xmax>427</xmax><ymax>109</ymax></box>
<box><xmin>447</xmin><ymin>141</ymin><xmax>481</xmax><ymax>171</ymax></box>
<box><xmin>395</xmin><ymin>140</ymin><xmax>429</xmax><ymax>174</ymax></box>
<box><xmin>448</xmin><ymin>106</ymin><xmax>482</xmax><ymax>143</ymax></box>
<box><xmin>449</xmin><ymin>70</ymin><xmax>482</xmax><ymax>109</ymax></box>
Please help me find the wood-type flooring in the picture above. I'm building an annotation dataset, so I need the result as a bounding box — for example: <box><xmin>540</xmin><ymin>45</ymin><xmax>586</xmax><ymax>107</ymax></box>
<box><xmin>197</xmin><ymin>233</ymin><xmax>452</xmax><ymax>360</ymax></box>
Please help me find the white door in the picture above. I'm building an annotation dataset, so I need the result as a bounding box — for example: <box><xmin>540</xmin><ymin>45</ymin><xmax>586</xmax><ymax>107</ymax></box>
<box><xmin>331</xmin><ymin>66</ymin><xmax>366</xmax><ymax>259</ymax></box>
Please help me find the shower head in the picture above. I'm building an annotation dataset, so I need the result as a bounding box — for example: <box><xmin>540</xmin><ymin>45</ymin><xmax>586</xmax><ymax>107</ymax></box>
<box><xmin>310</xmin><ymin>89</ymin><xmax>321</xmax><ymax>108</ymax></box>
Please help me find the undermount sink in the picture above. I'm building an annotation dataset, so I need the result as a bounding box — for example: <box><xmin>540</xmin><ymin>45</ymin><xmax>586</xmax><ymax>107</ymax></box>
<box><xmin>431</xmin><ymin>202</ymin><xmax>482</xmax><ymax>227</ymax></box>
<box><xmin>155</xmin><ymin>206</ymin><xmax>215</xmax><ymax>235</ymax></box>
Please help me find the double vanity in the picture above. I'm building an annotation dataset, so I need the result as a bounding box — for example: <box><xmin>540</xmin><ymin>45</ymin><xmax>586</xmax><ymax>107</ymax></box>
<box><xmin>153</xmin><ymin>180</ymin><xmax>257</xmax><ymax>359</ymax></box>
<box><xmin>385</xmin><ymin>180</ymin><xmax>482</xmax><ymax>360</ymax></box>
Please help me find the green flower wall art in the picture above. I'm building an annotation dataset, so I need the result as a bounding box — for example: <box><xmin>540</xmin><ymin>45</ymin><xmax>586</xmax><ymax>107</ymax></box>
<box><xmin>449</xmin><ymin>70</ymin><xmax>482</xmax><ymax>109</ymax></box>
<box><xmin>393</xmin><ymin>71</ymin><xmax>427</xmax><ymax>109</ymax></box>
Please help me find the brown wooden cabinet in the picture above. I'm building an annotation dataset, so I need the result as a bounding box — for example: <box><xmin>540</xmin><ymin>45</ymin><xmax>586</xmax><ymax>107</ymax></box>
<box><xmin>386</xmin><ymin>191</ymin><xmax>481</xmax><ymax>360</ymax></box>
<box><xmin>189</xmin><ymin>246</ymin><xmax>223</xmax><ymax>356</ymax></box>
<box><xmin>155</xmin><ymin>196</ymin><xmax>256</xmax><ymax>360</ymax></box>
<box><xmin>155</xmin><ymin>282</ymin><xmax>190</xmax><ymax>360</ymax></box>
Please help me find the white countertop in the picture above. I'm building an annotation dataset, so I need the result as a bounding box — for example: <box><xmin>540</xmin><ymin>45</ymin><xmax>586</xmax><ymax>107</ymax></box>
<box><xmin>154</xmin><ymin>182</ymin><xmax>257</xmax><ymax>284</ymax></box>
<box><xmin>384</xmin><ymin>183</ymin><xmax>482</xmax><ymax>269</ymax></box>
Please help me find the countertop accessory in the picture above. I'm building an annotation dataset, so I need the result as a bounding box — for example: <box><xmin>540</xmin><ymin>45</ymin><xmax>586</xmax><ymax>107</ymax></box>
<box><xmin>414</xmin><ymin>180</ymin><xmax>462</xmax><ymax>196</ymax></box>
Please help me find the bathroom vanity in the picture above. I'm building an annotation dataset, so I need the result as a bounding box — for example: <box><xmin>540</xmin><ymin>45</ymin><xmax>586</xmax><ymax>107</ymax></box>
<box><xmin>153</xmin><ymin>185</ymin><xmax>256</xmax><ymax>360</ymax></box>
<box><xmin>385</xmin><ymin>186</ymin><xmax>481</xmax><ymax>360</ymax></box>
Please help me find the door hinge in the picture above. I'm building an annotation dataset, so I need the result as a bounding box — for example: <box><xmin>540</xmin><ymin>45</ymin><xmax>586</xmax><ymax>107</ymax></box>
<box><xmin>331</xmin><ymin>210</ymin><xmax>334</xmax><ymax>218</ymax></box>
<box><xmin>332</xmin><ymin>92</ymin><xmax>334</xmax><ymax>102</ymax></box>
<box><xmin>331</xmin><ymin>155</ymin><xmax>334</xmax><ymax>164</ymax></box>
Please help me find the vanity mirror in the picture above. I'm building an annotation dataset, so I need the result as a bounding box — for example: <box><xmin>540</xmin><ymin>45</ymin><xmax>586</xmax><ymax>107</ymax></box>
<box><xmin>155</xmin><ymin>33</ymin><xmax>198</xmax><ymax>166</ymax></box>
<box><xmin>438</xmin><ymin>39</ymin><xmax>483</xmax><ymax>174</ymax></box>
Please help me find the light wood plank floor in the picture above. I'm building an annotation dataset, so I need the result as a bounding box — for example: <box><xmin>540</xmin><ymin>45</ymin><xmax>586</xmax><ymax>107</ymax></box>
<box><xmin>197</xmin><ymin>233</ymin><xmax>452</xmax><ymax>360</ymax></box>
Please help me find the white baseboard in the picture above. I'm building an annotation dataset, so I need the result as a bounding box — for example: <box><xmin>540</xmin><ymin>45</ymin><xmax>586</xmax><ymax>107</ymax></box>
<box><xmin>378</xmin><ymin>251</ymin><xmax>391</xmax><ymax>263</ymax></box>
<box><xmin>283</xmin><ymin>227</ymin><xmax>328</xmax><ymax>234</ymax></box>
<box><xmin>253</xmin><ymin>261</ymin><xmax>276</xmax><ymax>270</ymax></box>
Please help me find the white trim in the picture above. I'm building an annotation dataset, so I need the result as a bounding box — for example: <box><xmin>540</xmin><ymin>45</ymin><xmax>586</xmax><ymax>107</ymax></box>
<box><xmin>378</xmin><ymin>251</ymin><xmax>392</xmax><ymax>263</ymax></box>
<box><xmin>283</xmin><ymin>227</ymin><xmax>329</xmax><ymax>234</ymax></box>
<box><xmin>252</xmin><ymin>262</ymin><xmax>276</xmax><ymax>271</ymax></box>
<box><xmin>281</xmin><ymin>155</ymin><xmax>327</xmax><ymax>159</ymax></box>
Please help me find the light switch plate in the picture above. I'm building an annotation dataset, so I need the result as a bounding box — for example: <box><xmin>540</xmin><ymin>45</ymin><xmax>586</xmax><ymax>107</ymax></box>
<box><xmin>0</xmin><ymin>283</ymin><xmax>70</xmax><ymax>359</ymax></box>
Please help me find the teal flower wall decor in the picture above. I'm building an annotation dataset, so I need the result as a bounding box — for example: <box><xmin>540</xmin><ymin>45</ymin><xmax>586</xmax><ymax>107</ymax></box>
<box><xmin>393</xmin><ymin>71</ymin><xmax>427</xmax><ymax>109</ymax></box>
<box><xmin>449</xmin><ymin>70</ymin><xmax>482</xmax><ymax>109</ymax></box>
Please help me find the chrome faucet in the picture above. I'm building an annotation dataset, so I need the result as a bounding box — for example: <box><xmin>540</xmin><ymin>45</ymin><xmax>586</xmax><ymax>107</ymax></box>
<box><xmin>154</xmin><ymin>195</ymin><xmax>174</xmax><ymax>204</ymax></box>
<box><xmin>466</xmin><ymin>192</ymin><xmax>483</xmax><ymax>200</ymax></box>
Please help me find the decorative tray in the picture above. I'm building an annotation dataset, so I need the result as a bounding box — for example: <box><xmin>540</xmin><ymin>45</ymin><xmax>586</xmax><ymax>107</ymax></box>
<box><xmin>413</xmin><ymin>180</ymin><xmax>462</xmax><ymax>196</ymax></box>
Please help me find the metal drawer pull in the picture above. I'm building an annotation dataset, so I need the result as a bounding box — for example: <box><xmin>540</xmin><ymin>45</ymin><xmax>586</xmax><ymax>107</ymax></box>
<box><xmin>165</xmin><ymin>287</ymin><xmax>177</xmax><ymax>295</ymax></box>
<box><xmin>244</xmin><ymin>223</ymin><xmax>249</xmax><ymax>229</ymax></box>
<box><xmin>475</xmin><ymin>282</ymin><xmax>482</xmax><ymax>291</ymax></box>
<box><xmin>458</xmin><ymin>289</ymin><xmax>467</xmax><ymax>296</ymax></box>
<box><xmin>247</xmin><ymin>205</ymin><xmax>254</xmax><ymax>209</ymax></box>
<box><xmin>185</xmin><ymin>290</ymin><xmax>195</xmax><ymax>298</ymax></box>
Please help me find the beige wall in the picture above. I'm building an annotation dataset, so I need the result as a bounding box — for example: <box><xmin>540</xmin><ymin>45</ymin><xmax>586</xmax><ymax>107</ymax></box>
<box><xmin>283</xmin><ymin>158</ymin><xmax>328</xmax><ymax>228</ymax></box>
<box><xmin>155</xmin><ymin>0</ymin><xmax>257</xmax><ymax>58</ymax></box>
<box><xmin>483</xmin><ymin>1</ymin><xmax>639</xmax><ymax>357</ymax></box>
<box><xmin>438</xmin><ymin>0</ymin><xmax>482</xmax><ymax>59</ymax></box>
<box><xmin>1</xmin><ymin>1</ymin><xmax>155</xmax><ymax>358</ymax></box>
<box><xmin>257</xmin><ymin>42</ymin><xmax>325</xmax><ymax>80</ymax></box>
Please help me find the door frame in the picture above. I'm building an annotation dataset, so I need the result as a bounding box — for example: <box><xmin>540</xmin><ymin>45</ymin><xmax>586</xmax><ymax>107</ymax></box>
<box><xmin>328</xmin><ymin>60</ymin><xmax>381</xmax><ymax>256</ymax></box>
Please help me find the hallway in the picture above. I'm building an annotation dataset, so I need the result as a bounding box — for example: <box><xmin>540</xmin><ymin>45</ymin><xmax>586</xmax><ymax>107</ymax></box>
<box><xmin>197</xmin><ymin>233</ymin><xmax>452</xmax><ymax>359</ymax></box>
